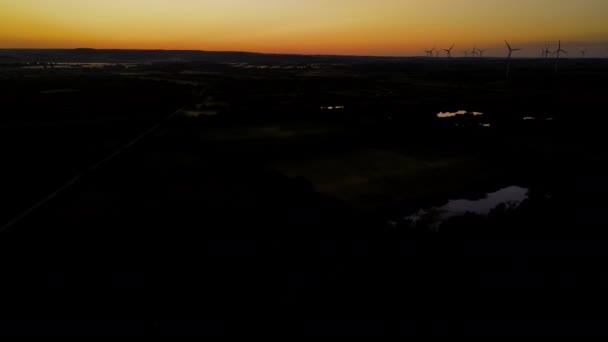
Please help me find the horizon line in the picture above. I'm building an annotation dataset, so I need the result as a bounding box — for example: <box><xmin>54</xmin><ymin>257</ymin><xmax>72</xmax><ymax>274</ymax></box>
<box><xmin>2</xmin><ymin>47</ymin><xmax>608</xmax><ymax>60</ymax></box>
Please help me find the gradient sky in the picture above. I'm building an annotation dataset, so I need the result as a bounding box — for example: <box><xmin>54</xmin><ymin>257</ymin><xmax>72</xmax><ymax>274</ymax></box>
<box><xmin>1</xmin><ymin>0</ymin><xmax>607</xmax><ymax>56</ymax></box>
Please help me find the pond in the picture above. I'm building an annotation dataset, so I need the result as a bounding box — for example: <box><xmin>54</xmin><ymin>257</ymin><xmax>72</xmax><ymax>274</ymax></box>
<box><xmin>437</xmin><ymin>110</ymin><xmax>483</xmax><ymax>118</ymax></box>
<box><xmin>404</xmin><ymin>186</ymin><xmax>530</xmax><ymax>230</ymax></box>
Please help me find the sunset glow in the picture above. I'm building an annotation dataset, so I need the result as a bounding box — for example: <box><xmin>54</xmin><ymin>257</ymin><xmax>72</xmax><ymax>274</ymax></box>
<box><xmin>1</xmin><ymin>0</ymin><xmax>607</xmax><ymax>56</ymax></box>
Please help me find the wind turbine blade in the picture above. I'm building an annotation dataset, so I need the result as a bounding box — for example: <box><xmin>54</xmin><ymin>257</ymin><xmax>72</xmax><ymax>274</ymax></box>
<box><xmin>505</xmin><ymin>41</ymin><xmax>512</xmax><ymax>50</ymax></box>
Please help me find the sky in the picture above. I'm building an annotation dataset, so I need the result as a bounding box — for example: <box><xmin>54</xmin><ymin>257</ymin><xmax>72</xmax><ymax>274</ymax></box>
<box><xmin>1</xmin><ymin>0</ymin><xmax>607</xmax><ymax>57</ymax></box>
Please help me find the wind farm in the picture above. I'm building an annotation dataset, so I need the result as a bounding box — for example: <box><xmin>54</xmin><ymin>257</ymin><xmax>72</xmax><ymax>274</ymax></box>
<box><xmin>409</xmin><ymin>38</ymin><xmax>604</xmax><ymax>79</ymax></box>
<box><xmin>415</xmin><ymin>39</ymin><xmax>603</xmax><ymax>62</ymax></box>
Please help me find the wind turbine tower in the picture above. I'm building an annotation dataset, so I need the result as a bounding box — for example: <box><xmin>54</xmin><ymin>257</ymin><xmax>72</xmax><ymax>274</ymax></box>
<box><xmin>505</xmin><ymin>41</ymin><xmax>522</xmax><ymax>77</ymax></box>
<box><xmin>554</xmin><ymin>40</ymin><xmax>567</xmax><ymax>72</ymax></box>
<box><xmin>471</xmin><ymin>45</ymin><xmax>477</xmax><ymax>57</ymax></box>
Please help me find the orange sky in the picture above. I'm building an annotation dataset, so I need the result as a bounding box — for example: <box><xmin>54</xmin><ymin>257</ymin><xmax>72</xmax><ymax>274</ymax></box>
<box><xmin>1</xmin><ymin>0</ymin><xmax>607</xmax><ymax>56</ymax></box>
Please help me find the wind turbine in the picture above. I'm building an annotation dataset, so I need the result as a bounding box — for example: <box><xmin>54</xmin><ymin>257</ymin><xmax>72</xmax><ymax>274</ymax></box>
<box><xmin>425</xmin><ymin>47</ymin><xmax>436</xmax><ymax>57</ymax></box>
<box><xmin>542</xmin><ymin>46</ymin><xmax>551</xmax><ymax>59</ymax></box>
<box><xmin>505</xmin><ymin>41</ymin><xmax>522</xmax><ymax>77</ymax></box>
<box><xmin>462</xmin><ymin>49</ymin><xmax>470</xmax><ymax>57</ymax></box>
<box><xmin>471</xmin><ymin>45</ymin><xmax>477</xmax><ymax>57</ymax></box>
<box><xmin>477</xmin><ymin>48</ymin><xmax>489</xmax><ymax>58</ymax></box>
<box><xmin>442</xmin><ymin>44</ymin><xmax>455</xmax><ymax>58</ymax></box>
<box><xmin>580</xmin><ymin>49</ymin><xmax>588</xmax><ymax>57</ymax></box>
<box><xmin>554</xmin><ymin>40</ymin><xmax>567</xmax><ymax>72</ymax></box>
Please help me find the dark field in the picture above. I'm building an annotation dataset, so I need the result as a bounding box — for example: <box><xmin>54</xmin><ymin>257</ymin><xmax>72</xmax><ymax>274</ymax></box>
<box><xmin>2</xmin><ymin>53</ymin><xmax>608</xmax><ymax>336</ymax></box>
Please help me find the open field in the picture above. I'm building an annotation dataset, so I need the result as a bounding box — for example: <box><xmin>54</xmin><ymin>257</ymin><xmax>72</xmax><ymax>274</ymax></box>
<box><xmin>2</xmin><ymin>57</ymin><xmax>607</xmax><ymax>236</ymax></box>
<box><xmin>2</xmin><ymin>51</ymin><xmax>608</xmax><ymax>337</ymax></box>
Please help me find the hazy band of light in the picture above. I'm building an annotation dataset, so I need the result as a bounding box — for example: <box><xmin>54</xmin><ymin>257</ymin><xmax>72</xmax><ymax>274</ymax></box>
<box><xmin>1</xmin><ymin>0</ymin><xmax>607</xmax><ymax>56</ymax></box>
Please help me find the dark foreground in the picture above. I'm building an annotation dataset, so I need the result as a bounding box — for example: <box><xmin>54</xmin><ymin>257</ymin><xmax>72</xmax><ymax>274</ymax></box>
<box><xmin>1</xmin><ymin>55</ymin><xmax>608</xmax><ymax>336</ymax></box>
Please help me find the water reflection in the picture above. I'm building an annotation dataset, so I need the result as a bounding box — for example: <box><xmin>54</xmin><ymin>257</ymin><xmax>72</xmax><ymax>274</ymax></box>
<box><xmin>437</xmin><ymin>110</ymin><xmax>483</xmax><ymax>118</ymax></box>
<box><xmin>405</xmin><ymin>186</ymin><xmax>529</xmax><ymax>230</ymax></box>
<box><xmin>23</xmin><ymin>63</ymin><xmax>139</xmax><ymax>69</ymax></box>
<box><xmin>40</xmin><ymin>89</ymin><xmax>80</xmax><ymax>94</ymax></box>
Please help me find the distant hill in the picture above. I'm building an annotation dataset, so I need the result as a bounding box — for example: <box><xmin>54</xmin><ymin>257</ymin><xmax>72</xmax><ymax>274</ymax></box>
<box><xmin>0</xmin><ymin>48</ymin><xmax>412</xmax><ymax>64</ymax></box>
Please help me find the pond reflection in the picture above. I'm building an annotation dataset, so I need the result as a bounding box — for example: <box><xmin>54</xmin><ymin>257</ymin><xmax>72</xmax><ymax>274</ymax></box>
<box><xmin>437</xmin><ymin>110</ymin><xmax>483</xmax><ymax>118</ymax></box>
<box><xmin>405</xmin><ymin>186</ymin><xmax>529</xmax><ymax>230</ymax></box>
